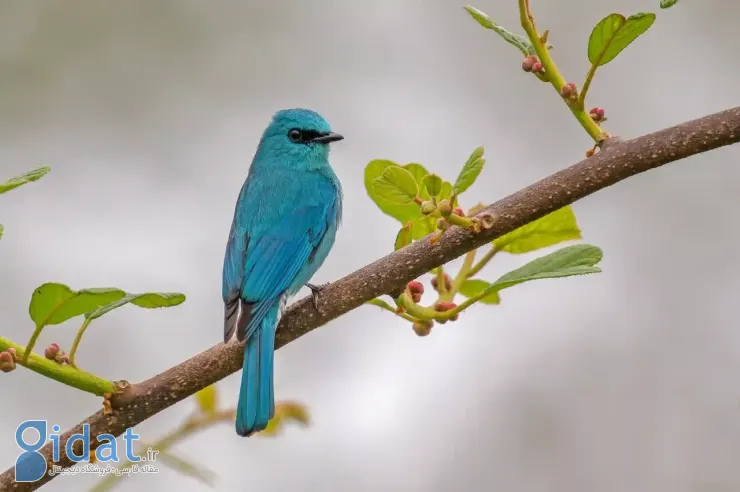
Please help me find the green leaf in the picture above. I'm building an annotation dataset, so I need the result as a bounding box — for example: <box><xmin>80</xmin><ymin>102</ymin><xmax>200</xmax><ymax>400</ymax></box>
<box><xmin>0</xmin><ymin>166</ymin><xmax>50</xmax><ymax>195</ymax></box>
<box><xmin>423</xmin><ymin>174</ymin><xmax>443</xmax><ymax>197</ymax></box>
<box><xmin>86</xmin><ymin>292</ymin><xmax>186</xmax><ymax>320</ymax></box>
<box><xmin>364</xmin><ymin>160</ymin><xmax>423</xmax><ymax>223</ymax></box>
<box><xmin>660</xmin><ymin>0</ymin><xmax>678</xmax><ymax>8</ymax></box>
<box><xmin>373</xmin><ymin>166</ymin><xmax>419</xmax><ymax>205</ymax></box>
<box><xmin>195</xmin><ymin>385</ymin><xmax>217</xmax><ymax>415</ymax></box>
<box><xmin>493</xmin><ymin>206</ymin><xmax>582</xmax><ymax>254</ymax></box>
<box><xmin>439</xmin><ymin>181</ymin><xmax>453</xmax><ymax>201</ymax></box>
<box><xmin>453</xmin><ymin>147</ymin><xmax>485</xmax><ymax>196</ymax></box>
<box><xmin>411</xmin><ymin>216</ymin><xmax>436</xmax><ymax>240</ymax></box>
<box><xmin>29</xmin><ymin>283</ymin><xmax>126</xmax><ymax>327</ymax></box>
<box><xmin>403</xmin><ymin>163</ymin><xmax>431</xmax><ymax>200</ymax></box>
<box><xmin>588</xmin><ymin>13</ymin><xmax>656</xmax><ymax>66</ymax></box>
<box><xmin>458</xmin><ymin>279</ymin><xmax>500</xmax><ymax>304</ymax></box>
<box><xmin>464</xmin><ymin>5</ymin><xmax>535</xmax><ymax>56</ymax></box>
<box><xmin>395</xmin><ymin>222</ymin><xmax>413</xmax><ymax>250</ymax></box>
<box><xmin>481</xmin><ymin>244</ymin><xmax>602</xmax><ymax>298</ymax></box>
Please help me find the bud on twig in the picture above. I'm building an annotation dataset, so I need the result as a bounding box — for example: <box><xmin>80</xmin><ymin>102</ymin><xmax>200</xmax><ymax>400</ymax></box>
<box><xmin>431</xmin><ymin>274</ymin><xmax>452</xmax><ymax>292</ymax></box>
<box><xmin>412</xmin><ymin>319</ymin><xmax>434</xmax><ymax>337</ymax></box>
<box><xmin>434</xmin><ymin>301</ymin><xmax>459</xmax><ymax>321</ymax></box>
<box><xmin>0</xmin><ymin>351</ymin><xmax>16</xmax><ymax>373</ymax></box>
<box><xmin>407</xmin><ymin>281</ymin><xmax>424</xmax><ymax>303</ymax></box>
<box><xmin>452</xmin><ymin>208</ymin><xmax>465</xmax><ymax>217</ymax></box>
<box><xmin>44</xmin><ymin>343</ymin><xmax>60</xmax><ymax>360</ymax></box>
<box><xmin>437</xmin><ymin>200</ymin><xmax>452</xmax><ymax>217</ymax></box>
<box><xmin>531</xmin><ymin>61</ymin><xmax>543</xmax><ymax>73</ymax></box>
<box><xmin>420</xmin><ymin>201</ymin><xmax>436</xmax><ymax>215</ymax></box>
<box><xmin>560</xmin><ymin>82</ymin><xmax>577</xmax><ymax>101</ymax></box>
<box><xmin>521</xmin><ymin>55</ymin><xmax>538</xmax><ymax>72</ymax></box>
<box><xmin>589</xmin><ymin>107</ymin><xmax>605</xmax><ymax>122</ymax></box>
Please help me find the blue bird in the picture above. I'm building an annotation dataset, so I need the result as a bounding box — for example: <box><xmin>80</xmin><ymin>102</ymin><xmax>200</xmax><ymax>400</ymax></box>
<box><xmin>222</xmin><ymin>108</ymin><xmax>343</xmax><ymax>437</ymax></box>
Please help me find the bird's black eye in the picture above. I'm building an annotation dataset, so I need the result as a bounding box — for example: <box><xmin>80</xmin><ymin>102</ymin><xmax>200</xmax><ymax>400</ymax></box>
<box><xmin>288</xmin><ymin>129</ymin><xmax>303</xmax><ymax>142</ymax></box>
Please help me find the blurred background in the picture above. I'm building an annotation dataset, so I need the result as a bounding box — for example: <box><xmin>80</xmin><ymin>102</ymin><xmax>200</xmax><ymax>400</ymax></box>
<box><xmin>1</xmin><ymin>0</ymin><xmax>739</xmax><ymax>491</ymax></box>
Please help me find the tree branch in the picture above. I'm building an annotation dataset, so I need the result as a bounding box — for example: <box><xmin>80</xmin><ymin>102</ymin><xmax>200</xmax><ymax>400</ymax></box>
<box><xmin>3</xmin><ymin>106</ymin><xmax>739</xmax><ymax>490</ymax></box>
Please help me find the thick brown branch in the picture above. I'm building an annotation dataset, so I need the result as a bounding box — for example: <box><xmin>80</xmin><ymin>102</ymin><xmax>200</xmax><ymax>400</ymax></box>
<box><xmin>2</xmin><ymin>106</ymin><xmax>739</xmax><ymax>490</ymax></box>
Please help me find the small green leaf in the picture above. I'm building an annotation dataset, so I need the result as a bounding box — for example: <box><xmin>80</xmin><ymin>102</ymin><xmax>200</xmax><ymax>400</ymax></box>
<box><xmin>453</xmin><ymin>147</ymin><xmax>485</xmax><ymax>196</ymax></box>
<box><xmin>29</xmin><ymin>283</ymin><xmax>126</xmax><ymax>327</ymax></box>
<box><xmin>395</xmin><ymin>222</ymin><xmax>413</xmax><ymax>250</ymax></box>
<box><xmin>439</xmin><ymin>181</ymin><xmax>453</xmax><ymax>201</ymax></box>
<box><xmin>86</xmin><ymin>292</ymin><xmax>186</xmax><ymax>320</ymax></box>
<box><xmin>152</xmin><ymin>448</ymin><xmax>217</xmax><ymax>487</ymax></box>
<box><xmin>493</xmin><ymin>206</ymin><xmax>582</xmax><ymax>254</ymax></box>
<box><xmin>423</xmin><ymin>174</ymin><xmax>443</xmax><ymax>197</ymax></box>
<box><xmin>481</xmin><ymin>244</ymin><xmax>602</xmax><ymax>299</ymax></box>
<box><xmin>195</xmin><ymin>385</ymin><xmax>218</xmax><ymax>415</ymax></box>
<box><xmin>403</xmin><ymin>163</ymin><xmax>431</xmax><ymax>200</ymax></box>
<box><xmin>459</xmin><ymin>279</ymin><xmax>500</xmax><ymax>304</ymax></box>
<box><xmin>373</xmin><ymin>166</ymin><xmax>419</xmax><ymax>205</ymax></box>
<box><xmin>588</xmin><ymin>13</ymin><xmax>656</xmax><ymax>67</ymax></box>
<box><xmin>364</xmin><ymin>160</ymin><xmax>423</xmax><ymax>223</ymax></box>
<box><xmin>660</xmin><ymin>0</ymin><xmax>678</xmax><ymax>8</ymax></box>
<box><xmin>464</xmin><ymin>5</ymin><xmax>535</xmax><ymax>56</ymax></box>
<box><xmin>0</xmin><ymin>166</ymin><xmax>50</xmax><ymax>195</ymax></box>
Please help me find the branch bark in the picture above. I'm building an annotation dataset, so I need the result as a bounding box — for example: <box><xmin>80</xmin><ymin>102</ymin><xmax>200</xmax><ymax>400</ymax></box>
<box><xmin>2</xmin><ymin>106</ymin><xmax>739</xmax><ymax>490</ymax></box>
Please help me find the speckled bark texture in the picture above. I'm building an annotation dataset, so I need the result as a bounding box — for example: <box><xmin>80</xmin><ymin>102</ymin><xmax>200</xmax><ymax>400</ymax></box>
<box><xmin>2</xmin><ymin>106</ymin><xmax>739</xmax><ymax>491</ymax></box>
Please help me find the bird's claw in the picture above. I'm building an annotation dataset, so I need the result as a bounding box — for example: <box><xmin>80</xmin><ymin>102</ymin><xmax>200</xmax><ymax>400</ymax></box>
<box><xmin>306</xmin><ymin>282</ymin><xmax>329</xmax><ymax>315</ymax></box>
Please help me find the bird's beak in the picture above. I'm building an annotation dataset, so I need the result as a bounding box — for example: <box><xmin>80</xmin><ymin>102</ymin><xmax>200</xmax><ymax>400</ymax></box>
<box><xmin>312</xmin><ymin>132</ymin><xmax>344</xmax><ymax>144</ymax></box>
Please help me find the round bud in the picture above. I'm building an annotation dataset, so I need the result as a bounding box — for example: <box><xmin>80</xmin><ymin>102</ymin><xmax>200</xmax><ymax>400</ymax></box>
<box><xmin>452</xmin><ymin>208</ymin><xmax>465</xmax><ymax>217</ymax></box>
<box><xmin>437</xmin><ymin>200</ymin><xmax>452</xmax><ymax>217</ymax></box>
<box><xmin>0</xmin><ymin>351</ymin><xmax>16</xmax><ymax>373</ymax></box>
<box><xmin>421</xmin><ymin>201</ymin><xmax>436</xmax><ymax>215</ymax></box>
<box><xmin>407</xmin><ymin>281</ymin><xmax>424</xmax><ymax>295</ymax></box>
<box><xmin>412</xmin><ymin>320</ymin><xmax>433</xmax><ymax>337</ymax></box>
<box><xmin>521</xmin><ymin>55</ymin><xmax>537</xmax><ymax>72</ymax></box>
<box><xmin>44</xmin><ymin>343</ymin><xmax>60</xmax><ymax>360</ymax></box>
<box><xmin>532</xmin><ymin>62</ymin><xmax>543</xmax><ymax>73</ymax></box>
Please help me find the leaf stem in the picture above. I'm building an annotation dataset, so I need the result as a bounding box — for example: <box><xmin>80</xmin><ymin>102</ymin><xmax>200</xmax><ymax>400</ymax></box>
<box><xmin>441</xmin><ymin>250</ymin><xmax>476</xmax><ymax>302</ymax></box>
<box><xmin>467</xmin><ymin>246</ymin><xmax>498</xmax><ymax>278</ymax></box>
<box><xmin>518</xmin><ymin>0</ymin><xmax>605</xmax><ymax>143</ymax></box>
<box><xmin>394</xmin><ymin>294</ymin><xmax>439</xmax><ymax>321</ymax></box>
<box><xmin>69</xmin><ymin>317</ymin><xmax>92</xmax><ymax>367</ymax></box>
<box><xmin>435</xmin><ymin>266</ymin><xmax>448</xmax><ymax>296</ymax></box>
<box><xmin>0</xmin><ymin>336</ymin><xmax>118</xmax><ymax>396</ymax></box>
<box><xmin>578</xmin><ymin>63</ymin><xmax>598</xmax><ymax>109</ymax></box>
<box><xmin>365</xmin><ymin>298</ymin><xmax>418</xmax><ymax>322</ymax></box>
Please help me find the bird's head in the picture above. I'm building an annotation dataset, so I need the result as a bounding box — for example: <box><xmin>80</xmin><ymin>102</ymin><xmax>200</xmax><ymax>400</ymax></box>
<box><xmin>257</xmin><ymin>108</ymin><xmax>343</xmax><ymax>165</ymax></box>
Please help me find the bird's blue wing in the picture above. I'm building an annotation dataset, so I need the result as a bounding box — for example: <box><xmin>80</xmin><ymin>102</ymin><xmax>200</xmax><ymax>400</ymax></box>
<box><xmin>223</xmin><ymin>199</ymin><xmax>338</xmax><ymax>343</ymax></box>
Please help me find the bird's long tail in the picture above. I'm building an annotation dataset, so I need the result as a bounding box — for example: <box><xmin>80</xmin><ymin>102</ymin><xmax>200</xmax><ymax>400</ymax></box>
<box><xmin>236</xmin><ymin>304</ymin><xmax>277</xmax><ymax>437</ymax></box>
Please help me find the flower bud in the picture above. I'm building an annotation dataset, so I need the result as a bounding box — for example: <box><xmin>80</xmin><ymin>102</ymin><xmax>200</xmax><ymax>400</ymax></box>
<box><xmin>412</xmin><ymin>320</ymin><xmax>433</xmax><ymax>337</ymax></box>
<box><xmin>452</xmin><ymin>208</ymin><xmax>465</xmax><ymax>217</ymax></box>
<box><xmin>412</xmin><ymin>293</ymin><xmax>422</xmax><ymax>303</ymax></box>
<box><xmin>420</xmin><ymin>201</ymin><xmax>436</xmax><ymax>215</ymax></box>
<box><xmin>431</xmin><ymin>274</ymin><xmax>453</xmax><ymax>292</ymax></box>
<box><xmin>6</xmin><ymin>347</ymin><xmax>17</xmax><ymax>360</ymax></box>
<box><xmin>436</xmin><ymin>218</ymin><xmax>449</xmax><ymax>230</ymax></box>
<box><xmin>589</xmin><ymin>107</ymin><xmax>605</xmax><ymax>122</ymax></box>
<box><xmin>521</xmin><ymin>55</ymin><xmax>538</xmax><ymax>72</ymax></box>
<box><xmin>437</xmin><ymin>200</ymin><xmax>452</xmax><ymax>217</ymax></box>
<box><xmin>407</xmin><ymin>281</ymin><xmax>424</xmax><ymax>295</ymax></box>
<box><xmin>0</xmin><ymin>351</ymin><xmax>16</xmax><ymax>372</ymax></box>
<box><xmin>44</xmin><ymin>343</ymin><xmax>60</xmax><ymax>360</ymax></box>
<box><xmin>435</xmin><ymin>301</ymin><xmax>457</xmax><ymax>312</ymax></box>
<box><xmin>531</xmin><ymin>61</ymin><xmax>543</xmax><ymax>73</ymax></box>
<box><xmin>56</xmin><ymin>353</ymin><xmax>70</xmax><ymax>365</ymax></box>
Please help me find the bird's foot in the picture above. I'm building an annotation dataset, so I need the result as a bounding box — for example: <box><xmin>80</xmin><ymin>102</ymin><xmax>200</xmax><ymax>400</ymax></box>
<box><xmin>306</xmin><ymin>282</ymin><xmax>329</xmax><ymax>315</ymax></box>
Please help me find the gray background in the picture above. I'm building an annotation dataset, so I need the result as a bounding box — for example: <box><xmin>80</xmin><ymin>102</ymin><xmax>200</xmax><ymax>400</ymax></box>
<box><xmin>1</xmin><ymin>1</ymin><xmax>739</xmax><ymax>491</ymax></box>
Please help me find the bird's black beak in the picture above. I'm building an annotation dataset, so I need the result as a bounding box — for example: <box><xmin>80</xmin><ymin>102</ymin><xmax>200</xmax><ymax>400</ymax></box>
<box><xmin>311</xmin><ymin>132</ymin><xmax>344</xmax><ymax>144</ymax></box>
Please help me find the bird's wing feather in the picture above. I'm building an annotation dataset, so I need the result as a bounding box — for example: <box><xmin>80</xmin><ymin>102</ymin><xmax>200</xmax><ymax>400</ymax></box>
<box><xmin>225</xmin><ymin>198</ymin><xmax>337</xmax><ymax>343</ymax></box>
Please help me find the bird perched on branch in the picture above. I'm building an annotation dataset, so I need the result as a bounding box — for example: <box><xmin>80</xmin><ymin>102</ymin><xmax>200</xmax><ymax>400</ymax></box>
<box><xmin>222</xmin><ymin>108</ymin><xmax>343</xmax><ymax>436</ymax></box>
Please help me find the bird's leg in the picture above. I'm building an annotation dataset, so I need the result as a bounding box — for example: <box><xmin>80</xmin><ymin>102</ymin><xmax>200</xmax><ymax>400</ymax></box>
<box><xmin>306</xmin><ymin>282</ymin><xmax>329</xmax><ymax>315</ymax></box>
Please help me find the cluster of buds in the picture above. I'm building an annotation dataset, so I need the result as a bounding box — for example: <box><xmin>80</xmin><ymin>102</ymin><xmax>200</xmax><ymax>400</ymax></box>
<box><xmin>44</xmin><ymin>343</ymin><xmax>70</xmax><ymax>365</ymax></box>
<box><xmin>431</xmin><ymin>273</ymin><xmax>452</xmax><ymax>292</ymax></box>
<box><xmin>521</xmin><ymin>55</ymin><xmax>543</xmax><ymax>73</ymax></box>
<box><xmin>589</xmin><ymin>107</ymin><xmax>606</xmax><ymax>123</ymax></box>
<box><xmin>560</xmin><ymin>82</ymin><xmax>578</xmax><ymax>102</ymax></box>
<box><xmin>412</xmin><ymin>319</ymin><xmax>434</xmax><ymax>337</ymax></box>
<box><xmin>434</xmin><ymin>301</ymin><xmax>459</xmax><ymax>321</ymax></box>
<box><xmin>0</xmin><ymin>348</ymin><xmax>18</xmax><ymax>373</ymax></box>
<box><xmin>407</xmin><ymin>281</ymin><xmax>424</xmax><ymax>303</ymax></box>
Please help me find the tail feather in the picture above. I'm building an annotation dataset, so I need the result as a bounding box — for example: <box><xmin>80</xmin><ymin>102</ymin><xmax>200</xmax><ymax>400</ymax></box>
<box><xmin>236</xmin><ymin>305</ymin><xmax>278</xmax><ymax>437</ymax></box>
